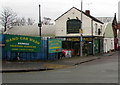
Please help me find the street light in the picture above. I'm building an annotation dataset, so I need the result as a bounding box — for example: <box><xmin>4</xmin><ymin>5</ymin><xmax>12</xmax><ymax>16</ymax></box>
<box><xmin>38</xmin><ymin>4</ymin><xmax>42</xmax><ymax>37</ymax></box>
<box><xmin>80</xmin><ymin>0</ymin><xmax>83</xmax><ymax>57</ymax></box>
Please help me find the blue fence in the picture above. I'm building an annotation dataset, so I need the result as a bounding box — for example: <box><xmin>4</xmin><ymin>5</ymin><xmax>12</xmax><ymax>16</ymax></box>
<box><xmin>0</xmin><ymin>34</ymin><xmax>4</xmax><ymax>59</ymax></box>
<box><xmin>1</xmin><ymin>34</ymin><xmax>61</xmax><ymax>61</ymax></box>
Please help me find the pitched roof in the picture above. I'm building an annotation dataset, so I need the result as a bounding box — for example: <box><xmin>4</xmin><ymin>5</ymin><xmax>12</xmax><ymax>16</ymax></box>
<box><xmin>55</xmin><ymin>7</ymin><xmax>104</xmax><ymax>24</ymax></box>
<box><xmin>104</xmin><ymin>23</ymin><xmax>114</xmax><ymax>38</ymax></box>
<box><xmin>4</xmin><ymin>24</ymin><xmax>55</xmax><ymax>37</ymax></box>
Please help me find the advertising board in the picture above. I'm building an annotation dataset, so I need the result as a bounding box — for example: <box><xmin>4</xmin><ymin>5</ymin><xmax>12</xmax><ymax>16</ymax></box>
<box><xmin>48</xmin><ymin>39</ymin><xmax>62</xmax><ymax>53</ymax></box>
<box><xmin>5</xmin><ymin>34</ymin><xmax>40</xmax><ymax>52</ymax></box>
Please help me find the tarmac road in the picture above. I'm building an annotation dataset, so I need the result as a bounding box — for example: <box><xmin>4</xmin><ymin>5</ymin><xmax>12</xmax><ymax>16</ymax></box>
<box><xmin>2</xmin><ymin>52</ymin><xmax>118</xmax><ymax>83</ymax></box>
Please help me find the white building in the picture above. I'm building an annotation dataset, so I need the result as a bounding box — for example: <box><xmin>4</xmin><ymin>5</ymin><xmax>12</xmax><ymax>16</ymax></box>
<box><xmin>55</xmin><ymin>7</ymin><xmax>104</xmax><ymax>37</ymax></box>
<box><xmin>55</xmin><ymin>7</ymin><xmax>104</xmax><ymax>55</ymax></box>
<box><xmin>103</xmin><ymin>23</ymin><xmax>114</xmax><ymax>53</ymax></box>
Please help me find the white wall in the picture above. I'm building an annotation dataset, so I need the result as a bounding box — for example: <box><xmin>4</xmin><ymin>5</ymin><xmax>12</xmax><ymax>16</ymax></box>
<box><xmin>55</xmin><ymin>7</ymin><xmax>104</xmax><ymax>37</ymax></box>
<box><xmin>55</xmin><ymin>8</ymin><xmax>82</xmax><ymax>36</ymax></box>
<box><xmin>93</xmin><ymin>21</ymin><xmax>104</xmax><ymax>36</ymax></box>
<box><xmin>104</xmin><ymin>38</ymin><xmax>114</xmax><ymax>53</ymax></box>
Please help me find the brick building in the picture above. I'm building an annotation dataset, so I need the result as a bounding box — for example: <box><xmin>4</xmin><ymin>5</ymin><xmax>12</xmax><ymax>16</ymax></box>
<box><xmin>112</xmin><ymin>13</ymin><xmax>120</xmax><ymax>50</ymax></box>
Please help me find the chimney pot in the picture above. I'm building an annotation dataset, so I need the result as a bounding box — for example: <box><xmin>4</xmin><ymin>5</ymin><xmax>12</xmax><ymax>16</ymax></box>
<box><xmin>85</xmin><ymin>10</ymin><xmax>90</xmax><ymax>15</ymax></box>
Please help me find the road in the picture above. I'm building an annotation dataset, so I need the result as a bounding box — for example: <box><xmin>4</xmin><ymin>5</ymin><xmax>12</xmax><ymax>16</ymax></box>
<box><xmin>2</xmin><ymin>52</ymin><xmax>118</xmax><ymax>83</ymax></box>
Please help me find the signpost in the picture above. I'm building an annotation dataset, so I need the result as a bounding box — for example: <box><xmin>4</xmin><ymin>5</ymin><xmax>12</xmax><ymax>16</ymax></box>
<box><xmin>38</xmin><ymin>4</ymin><xmax>42</xmax><ymax>37</ymax></box>
<box><xmin>5</xmin><ymin>34</ymin><xmax>40</xmax><ymax>52</ymax></box>
<box><xmin>48</xmin><ymin>39</ymin><xmax>62</xmax><ymax>53</ymax></box>
<box><xmin>79</xmin><ymin>29</ymin><xmax>83</xmax><ymax>34</ymax></box>
<box><xmin>80</xmin><ymin>0</ymin><xmax>83</xmax><ymax>57</ymax></box>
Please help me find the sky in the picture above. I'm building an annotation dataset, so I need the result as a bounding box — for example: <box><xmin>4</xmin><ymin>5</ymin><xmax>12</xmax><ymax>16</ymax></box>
<box><xmin>0</xmin><ymin>0</ymin><xmax>120</xmax><ymax>23</ymax></box>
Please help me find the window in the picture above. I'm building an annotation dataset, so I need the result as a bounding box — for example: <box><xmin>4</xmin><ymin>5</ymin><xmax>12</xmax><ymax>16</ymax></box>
<box><xmin>98</xmin><ymin>28</ymin><xmax>101</xmax><ymax>35</ymax></box>
<box><xmin>95</xmin><ymin>23</ymin><xmax>98</xmax><ymax>35</ymax></box>
<box><xmin>98</xmin><ymin>25</ymin><xmax>102</xmax><ymax>35</ymax></box>
<box><xmin>67</xmin><ymin>19</ymin><xmax>82</xmax><ymax>34</ymax></box>
<box><xmin>100</xmin><ymin>25</ymin><xmax>102</xmax><ymax>35</ymax></box>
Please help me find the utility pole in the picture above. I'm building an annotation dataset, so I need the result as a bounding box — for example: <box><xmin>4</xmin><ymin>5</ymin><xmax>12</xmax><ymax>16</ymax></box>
<box><xmin>38</xmin><ymin>4</ymin><xmax>42</xmax><ymax>37</ymax></box>
<box><xmin>91</xmin><ymin>19</ymin><xmax>94</xmax><ymax>55</ymax></box>
<box><xmin>80</xmin><ymin>0</ymin><xmax>83</xmax><ymax>57</ymax></box>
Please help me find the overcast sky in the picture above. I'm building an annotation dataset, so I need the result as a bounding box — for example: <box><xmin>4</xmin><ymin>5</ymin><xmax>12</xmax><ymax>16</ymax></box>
<box><xmin>0</xmin><ymin>0</ymin><xmax>120</xmax><ymax>23</ymax></box>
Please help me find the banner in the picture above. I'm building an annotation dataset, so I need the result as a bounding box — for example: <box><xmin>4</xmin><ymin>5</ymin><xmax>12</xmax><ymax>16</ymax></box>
<box><xmin>48</xmin><ymin>39</ymin><xmax>62</xmax><ymax>53</ymax></box>
<box><xmin>5</xmin><ymin>34</ymin><xmax>40</xmax><ymax>52</ymax></box>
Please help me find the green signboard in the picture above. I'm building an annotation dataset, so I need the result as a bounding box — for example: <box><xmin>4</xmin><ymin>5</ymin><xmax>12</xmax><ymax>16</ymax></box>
<box><xmin>5</xmin><ymin>34</ymin><xmax>40</xmax><ymax>52</ymax></box>
<box><xmin>48</xmin><ymin>39</ymin><xmax>62</xmax><ymax>53</ymax></box>
<box><xmin>67</xmin><ymin>19</ymin><xmax>82</xmax><ymax>34</ymax></box>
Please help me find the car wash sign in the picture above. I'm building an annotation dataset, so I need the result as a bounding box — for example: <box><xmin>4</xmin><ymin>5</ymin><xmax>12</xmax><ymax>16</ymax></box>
<box><xmin>48</xmin><ymin>39</ymin><xmax>62</xmax><ymax>53</ymax></box>
<box><xmin>5</xmin><ymin>34</ymin><xmax>40</xmax><ymax>52</ymax></box>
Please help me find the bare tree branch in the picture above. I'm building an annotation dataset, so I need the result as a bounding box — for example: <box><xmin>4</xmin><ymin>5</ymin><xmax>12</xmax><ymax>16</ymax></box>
<box><xmin>27</xmin><ymin>18</ymin><xmax>35</xmax><ymax>25</ymax></box>
<box><xmin>0</xmin><ymin>7</ymin><xmax>17</xmax><ymax>32</ymax></box>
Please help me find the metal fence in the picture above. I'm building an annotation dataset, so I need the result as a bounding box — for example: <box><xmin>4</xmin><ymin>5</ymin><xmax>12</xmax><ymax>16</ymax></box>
<box><xmin>1</xmin><ymin>34</ymin><xmax>61</xmax><ymax>61</ymax></box>
<box><xmin>0</xmin><ymin>34</ymin><xmax>4</xmax><ymax>59</ymax></box>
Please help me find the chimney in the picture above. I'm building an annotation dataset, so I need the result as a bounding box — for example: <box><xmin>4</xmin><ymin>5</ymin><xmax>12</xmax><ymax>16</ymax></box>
<box><xmin>85</xmin><ymin>10</ymin><xmax>90</xmax><ymax>15</ymax></box>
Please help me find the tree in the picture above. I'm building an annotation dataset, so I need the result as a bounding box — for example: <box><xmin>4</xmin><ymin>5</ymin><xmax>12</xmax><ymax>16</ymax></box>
<box><xmin>27</xmin><ymin>18</ymin><xmax>35</xmax><ymax>25</ymax></box>
<box><xmin>0</xmin><ymin>29</ymin><xmax>2</xmax><ymax>34</ymax></box>
<box><xmin>0</xmin><ymin>7</ymin><xmax>35</xmax><ymax>32</ymax></box>
<box><xmin>13</xmin><ymin>17</ymin><xmax>34</xmax><ymax>26</ymax></box>
<box><xmin>20</xmin><ymin>17</ymin><xmax>26</xmax><ymax>26</ymax></box>
<box><xmin>12</xmin><ymin>17</ymin><xmax>21</xmax><ymax>26</ymax></box>
<box><xmin>42</xmin><ymin>17</ymin><xmax>53</xmax><ymax>25</ymax></box>
<box><xmin>0</xmin><ymin>7</ymin><xmax>17</xmax><ymax>32</ymax></box>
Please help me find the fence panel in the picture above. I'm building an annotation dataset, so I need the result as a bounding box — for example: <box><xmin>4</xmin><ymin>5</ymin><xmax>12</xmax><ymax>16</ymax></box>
<box><xmin>2</xmin><ymin>35</ymin><xmax>62</xmax><ymax>61</ymax></box>
<box><xmin>0</xmin><ymin>47</ymin><xmax>2</xmax><ymax>59</ymax></box>
<box><xmin>19</xmin><ymin>52</ymin><xmax>27</xmax><ymax>60</ymax></box>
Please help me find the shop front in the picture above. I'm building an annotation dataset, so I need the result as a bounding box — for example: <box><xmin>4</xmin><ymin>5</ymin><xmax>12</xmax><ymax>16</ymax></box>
<box><xmin>57</xmin><ymin>36</ymin><xmax>103</xmax><ymax>57</ymax></box>
<box><xmin>94</xmin><ymin>37</ymin><xmax>104</xmax><ymax>54</ymax></box>
<box><xmin>59</xmin><ymin>37</ymin><xmax>95</xmax><ymax>57</ymax></box>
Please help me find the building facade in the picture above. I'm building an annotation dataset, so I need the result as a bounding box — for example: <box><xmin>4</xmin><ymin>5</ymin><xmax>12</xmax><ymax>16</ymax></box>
<box><xmin>55</xmin><ymin>7</ymin><xmax>104</xmax><ymax>37</ymax></box>
<box><xmin>55</xmin><ymin>7</ymin><xmax>104</xmax><ymax>56</ymax></box>
<box><xmin>112</xmin><ymin>13</ymin><xmax>120</xmax><ymax>50</ymax></box>
<box><xmin>103</xmin><ymin>23</ymin><xmax>114</xmax><ymax>53</ymax></box>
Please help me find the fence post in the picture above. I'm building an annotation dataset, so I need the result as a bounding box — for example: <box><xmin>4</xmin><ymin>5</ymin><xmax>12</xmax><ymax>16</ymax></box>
<box><xmin>47</xmin><ymin>37</ymin><xmax>49</xmax><ymax>60</ymax></box>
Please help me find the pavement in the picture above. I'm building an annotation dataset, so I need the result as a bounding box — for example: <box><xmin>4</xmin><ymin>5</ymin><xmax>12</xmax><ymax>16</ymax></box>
<box><xmin>0</xmin><ymin>51</ymin><xmax>117</xmax><ymax>73</ymax></box>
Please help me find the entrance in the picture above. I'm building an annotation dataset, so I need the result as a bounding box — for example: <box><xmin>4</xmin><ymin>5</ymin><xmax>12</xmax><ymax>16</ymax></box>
<box><xmin>62</xmin><ymin>41</ymin><xmax>80</xmax><ymax>56</ymax></box>
<box><xmin>83</xmin><ymin>41</ymin><xmax>93</xmax><ymax>56</ymax></box>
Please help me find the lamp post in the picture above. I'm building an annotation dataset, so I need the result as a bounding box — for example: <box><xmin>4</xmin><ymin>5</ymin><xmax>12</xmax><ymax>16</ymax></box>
<box><xmin>80</xmin><ymin>0</ymin><xmax>83</xmax><ymax>57</ymax></box>
<box><xmin>38</xmin><ymin>4</ymin><xmax>42</xmax><ymax>37</ymax></box>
